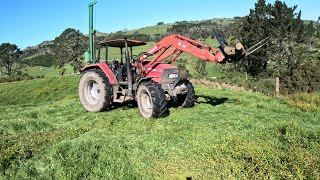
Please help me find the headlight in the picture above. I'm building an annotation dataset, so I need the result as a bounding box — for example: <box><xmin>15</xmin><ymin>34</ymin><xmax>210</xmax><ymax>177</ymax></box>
<box><xmin>168</xmin><ymin>73</ymin><xmax>179</xmax><ymax>79</ymax></box>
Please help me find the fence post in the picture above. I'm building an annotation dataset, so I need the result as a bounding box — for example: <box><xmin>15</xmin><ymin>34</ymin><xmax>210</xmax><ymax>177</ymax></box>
<box><xmin>275</xmin><ymin>77</ymin><xmax>280</xmax><ymax>97</ymax></box>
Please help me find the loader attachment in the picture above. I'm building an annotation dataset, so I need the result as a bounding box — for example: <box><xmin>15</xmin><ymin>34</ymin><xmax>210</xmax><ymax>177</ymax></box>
<box><xmin>243</xmin><ymin>36</ymin><xmax>269</xmax><ymax>57</ymax></box>
<box><xmin>214</xmin><ymin>32</ymin><xmax>269</xmax><ymax>62</ymax></box>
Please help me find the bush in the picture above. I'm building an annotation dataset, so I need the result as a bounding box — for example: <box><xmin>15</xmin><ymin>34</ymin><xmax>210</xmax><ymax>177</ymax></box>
<box><xmin>195</xmin><ymin>59</ymin><xmax>208</xmax><ymax>79</ymax></box>
<box><xmin>157</xmin><ymin>22</ymin><xmax>164</xmax><ymax>26</ymax></box>
<box><xmin>24</xmin><ymin>53</ymin><xmax>56</xmax><ymax>67</ymax></box>
<box><xmin>0</xmin><ymin>73</ymin><xmax>44</xmax><ymax>83</ymax></box>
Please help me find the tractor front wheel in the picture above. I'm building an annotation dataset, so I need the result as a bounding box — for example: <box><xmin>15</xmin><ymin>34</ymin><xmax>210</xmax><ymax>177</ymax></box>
<box><xmin>79</xmin><ymin>69</ymin><xmax>113</xmax><ymax>112</ymax></box>
<box><xmin>137</xmin><ymin>81</ymin><xmax>168</xmax><ymax>118</ymax></box>
<box><xmin>174</xmin><ymin>81</ymin><xmax>195</xmax><ymax>108</ymax></box>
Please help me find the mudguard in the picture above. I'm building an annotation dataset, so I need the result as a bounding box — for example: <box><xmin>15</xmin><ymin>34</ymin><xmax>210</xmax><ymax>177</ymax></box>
<box><xmin>82</xmin><ymin>63</ymin><xmax>118</xmax><ymax>85</ymax></box>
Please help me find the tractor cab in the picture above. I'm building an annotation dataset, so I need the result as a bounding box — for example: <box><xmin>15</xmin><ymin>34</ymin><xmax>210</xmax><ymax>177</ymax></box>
<box><xmin>96</xmin><ymin>39</ymin><xmax>147</xmax><ymax>83</ymax></box>
<box><xmin>97</xmin><ymin>39</ymin><xmax>146</xmax><ymax>65</ymax></box>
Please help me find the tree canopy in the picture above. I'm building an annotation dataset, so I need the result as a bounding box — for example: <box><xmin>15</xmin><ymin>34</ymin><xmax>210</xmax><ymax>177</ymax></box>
<box><xmin>0</xmin><ymin>43</ymin><xmax>22</xmax><ymax>77</ymax></box>
<box><xmin>230</xmin><ymin>0</ymin><xmax>319</xmax><ymax>92</ymax></box>
<box><xmin>53</xmin><ymin>28</ymin><xmax>87</xmax><ymax>73</ymax></box>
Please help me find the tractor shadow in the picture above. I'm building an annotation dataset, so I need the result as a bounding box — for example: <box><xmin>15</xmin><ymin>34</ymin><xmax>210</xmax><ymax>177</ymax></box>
<box><xmin>110</xmin><ymin>101</ymin><xmax>171</xmax><ymax>116</ymax></box>
<box><xmin>108</xmin><ymin>95</ymin><xmax>229</xmax><ymax>113</ymax></box>
<box><xmin>111</xmin><ymin>101</ymin><xmax>138</xmax><ymax>111</ymax></box>
<box><xmin>195</xmin><ymin>95</ymin><xmax>229</xmax><ymax>106</ymax></box>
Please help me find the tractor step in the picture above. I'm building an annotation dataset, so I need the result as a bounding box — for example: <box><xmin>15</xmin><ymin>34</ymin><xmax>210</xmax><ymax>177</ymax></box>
<box><xmin>113</xmin><ymin>95</ymin><xmax>134</xmax><ymax>103</ymax></box>
<box><xmin>118</xmin><ymin>81</ymin><xmax>128</xmax><ymax>86</ymax></box>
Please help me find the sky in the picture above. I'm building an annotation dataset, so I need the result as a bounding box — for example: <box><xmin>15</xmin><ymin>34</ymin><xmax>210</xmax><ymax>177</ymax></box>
<box><xmin>0</xmin><ymin>0</ymin><xmax>319</xmax><ymax>49</ymax></box>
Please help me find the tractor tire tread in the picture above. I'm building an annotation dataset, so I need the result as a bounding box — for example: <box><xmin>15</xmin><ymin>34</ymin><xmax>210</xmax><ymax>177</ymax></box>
<box><xmin>79</xmin><ymin>69</ymin><xmax>113</xmax><ymax>112</ymax></box>
<box><xmin>179</xmin><ymin>81</ymin><xmax>195</xmax><ymax>108</ymax></box>
<box><xmin>139</xmin><ymin>81</ymin><xmax>168</xmax><ymax>118</ymax></box>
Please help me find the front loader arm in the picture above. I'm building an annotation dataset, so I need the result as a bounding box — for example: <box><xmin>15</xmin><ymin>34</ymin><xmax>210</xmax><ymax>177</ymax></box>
<box><xmin>139</xmin><ymin>33</ymin><xmax>268</xmax><ymax>70</ymax></box>
<box><xmin>140</xmin><ymin>34</ymin><xmax>225</xmax><ymax>65</ymax></box>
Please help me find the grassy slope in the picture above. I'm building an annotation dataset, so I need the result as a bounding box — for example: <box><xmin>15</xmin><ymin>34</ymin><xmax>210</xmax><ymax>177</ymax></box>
<box><xmin>126</xmin><ymin>24</ymin><xmax>171</xmax><ymax>35</ymax></box>
<box><xmin>0</xmin><ymin>77</ymin><xmax>319</xmax><ymax>179</ymax></box>
<box><xmin>23</xmin><ymin>65</ymin><xmax>74</xmax><ymax>77</ymax></box>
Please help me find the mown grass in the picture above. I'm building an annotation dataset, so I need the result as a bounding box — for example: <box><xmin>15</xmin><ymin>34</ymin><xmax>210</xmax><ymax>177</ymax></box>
<box><xmin>0</xmin><ymin>76</ymin><xmax>78</xmax><ymax>106</ymax></box>
<box><xmin>23</xmin><ymin>65</ymin><xmax>74</xmax><ymax>78</ymax></box>
<box><xmin>0</xmin><ymin>76</ymin><xmax>319</xmax><ymax>179</ymax></box>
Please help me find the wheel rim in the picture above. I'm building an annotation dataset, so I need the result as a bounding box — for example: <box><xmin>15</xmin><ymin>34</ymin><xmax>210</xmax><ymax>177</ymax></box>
<box><xmin>140</xmin><ymin>90</ymin><xmax>152</xmax><ymax>115</ymax></box>
<box><xmin>85</xmin><ymin>80</ymin><xmax>101</xmax><ymax>104</ymax></box>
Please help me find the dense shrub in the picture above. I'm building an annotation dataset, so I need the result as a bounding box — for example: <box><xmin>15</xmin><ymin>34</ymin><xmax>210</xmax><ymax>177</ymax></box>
<box><xmin>24</xmin><ymin>53</ymin><xmax>55</xmax><ymax>67</ymax></box>
<box><xmin>167</xmin><ymin>20</ymin><xmax>228</xmax><ymax>40</ymax></box>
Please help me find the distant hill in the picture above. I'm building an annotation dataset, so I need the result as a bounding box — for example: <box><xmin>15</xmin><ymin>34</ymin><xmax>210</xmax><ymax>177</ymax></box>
<box><xmin>22</xmin><ymin>18</ymin><xmax>234</xmax><ymax>60</ymax></box>
<box><xmin>22</xmin><ymin>17</ymin><xmax>316</xmax><ymax>67</ymax></box>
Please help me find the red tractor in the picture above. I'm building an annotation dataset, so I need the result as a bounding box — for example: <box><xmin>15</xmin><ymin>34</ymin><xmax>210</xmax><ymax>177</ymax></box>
<box><xmin>79</xmin><ymin>1</ymin><xmax>268</xmax><ymax>118</ymax></box>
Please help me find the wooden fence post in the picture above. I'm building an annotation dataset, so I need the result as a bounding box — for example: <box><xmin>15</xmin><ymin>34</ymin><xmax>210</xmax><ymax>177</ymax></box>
<box><xmin>275</xmin><ymin>77</ymin><xmax>280</xmax><ymax>97</ymax></box>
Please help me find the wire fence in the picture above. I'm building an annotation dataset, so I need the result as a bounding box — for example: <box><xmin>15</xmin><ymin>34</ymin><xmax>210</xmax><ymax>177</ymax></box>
<box><xmin>240</xmin><ymin>77</ymin><xmax>320</xmax><ymax>96</ymax></box>
<box><xmin>211</xmin><ymin>77</ymin><xmax>320</xmax><ymax>96</ymax></box>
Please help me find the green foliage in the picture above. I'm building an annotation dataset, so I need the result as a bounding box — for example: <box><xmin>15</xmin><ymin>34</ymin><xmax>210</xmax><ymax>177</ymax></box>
<box><xmin>195</xmin><ymin>59</ymin><xmax>208</xmax><ymax>78</ymax></box>
<box><xmin>23</xmin><ymin>53</ymin><xmax>55</xmax><ymax>67</ymax></box>
<box><xmin>59</xmin><ymin>67</ymin><xmax>67</xmax><ymax>76</ymax></box>
<box><xmin>280</xmin><ymin>45</ymin><xmax>320</xmax><ymax>93</ymax></box>
<box><xmin>0</xmin><ymin>76</ymin><xmax>319</xmax><ymax>179</ymax></box>
<box><xmin>0</xmin><ymin>73</ymin><xmax>43</xmax><ymax>83</ymax></box>
<box><xmin>96</xmin><ymin>31</ymin><xmax>162</xmax><ymax>43</ymax></box>
<box><xmin>231</xmin><ymin>0</ymin><xmax>306</xmax><ymax>76</ymax></box>
<box><xmin>22</xmin><ymin>41</ymin><xmax>55</xmax><ymax>61</ymax></box>
<box><xmin>316</xmin><ymin>16</ymin><xmax>320</xmax><ymax>38</ymax></box>
<box><xmin>157</xmin><ymin>22</ymin><xmax>164</xmax><ymax>26</ymax></box>
<box><xmin>0</xmin><ymin>43</ymin><xmax>23</xmax><ymax>78</ymax></box>
<box><xmin>229</xmin><ymin>0</ymin><xmax>320</xmax><ymax>93</ymax></box>
<box><xmin>53</xmin><ymin>28</ymin><xmax>86</xmax><ymax>73</ymax></box>
<box><xmin>167</xmin><ymin>20</ymin><xmax>228</xmax><ymax>40</ymax></box>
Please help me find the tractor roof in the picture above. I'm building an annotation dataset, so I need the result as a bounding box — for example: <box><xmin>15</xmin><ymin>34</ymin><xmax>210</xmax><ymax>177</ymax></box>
<box><xmin>98</xmin><ymin>39</ymin><xmax>147</xmax><ymax>48</ymax></box>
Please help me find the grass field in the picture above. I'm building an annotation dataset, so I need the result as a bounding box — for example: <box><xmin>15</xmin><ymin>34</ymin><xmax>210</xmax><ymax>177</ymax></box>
<box><xmin>23</xmin><ymin>65</ymin><xmax>74</xmax><ymax>78</ymax></box>
<box><xmin>126</xmin><ymin>24</ymin><xmax>171</xmax><ymax>35</ymax></box>
<box><xmin>0</xmin><ymin>76</ymin><xmax>319</xmax><ymax>179</ymax></box>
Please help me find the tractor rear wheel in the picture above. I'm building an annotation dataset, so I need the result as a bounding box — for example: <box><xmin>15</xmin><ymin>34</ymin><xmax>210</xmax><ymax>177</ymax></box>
<box><xmin>137</xmin><ymin>81</ymin><xmax>168</xmax><ymax>118</ymax></box>
<box><xmin>174</xmin><ymin>81</ymin><xmax>195</xmax><ymax>108</ymax></box>
<box><xmin>79</xmin><ymin>69</ymin><xmax>113</xmax><ymax>112</ymax></box>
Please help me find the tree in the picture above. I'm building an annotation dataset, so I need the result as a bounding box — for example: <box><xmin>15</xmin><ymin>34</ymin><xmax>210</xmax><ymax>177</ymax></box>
<box><xmin>230</xmin><ymin>0</ymin><xmax>271</xmax><ymax>77</ymax></box>
<box><xmin>53</xmin><ymin>28</ymin><xmax>86</xmax><ymax>73</ymax></box>
<box><xmin>304</xmin><ymin>21</ymin><xmax>315</xmax><ymax>47</ymax></box>
<box><xmin>0</xmin><ymin>43</ymin><xmax>22</xmax><ymax>78</ymax></box>
<box><xmin>195</xmin><ymin>59</ymin><xmax>208</xmax><ymax>78</ymax></box>
<box><xmin>316</xmin><ymin>17</ymin><xmax>320</xmax><ymax>38</ymax></box>
<box><xmin>133</xmin><ymin>31</ymin><xmax>139</xmax><ymax>39</ymax></box>
<box><xmin>230</xmin><ymin>0</ymin><xmax>320</xmax><ymax>93</ymax></box>
<box><xmin>157</xmin><ymin>22</ymin><xmax>164</xmax><ymax>26</ymax></box>
<box><xmin>232</xmin><ymin>0</ymin><xmax>308</xmax><ymax>78</ymax></box>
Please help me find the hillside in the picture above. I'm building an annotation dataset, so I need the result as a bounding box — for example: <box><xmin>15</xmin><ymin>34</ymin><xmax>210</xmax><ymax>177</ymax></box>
<box><xmin>21</xmin><ymin>18</ymin><xmax>232</xmax><ymax>60</ymax></box>
<box><xmin>21</xmin><ymin>17</ymin><xmax>319</xmax><ymax>80</ymax></box>
<box><xmin>0</xmin><ymin>76</ymin><xmax>319</xmax><ymax>179</ymax></box>
<box><xmin>22</xmin><ymin>18</ymin><xmax>229</xmax><ymax>77</ymax></box>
